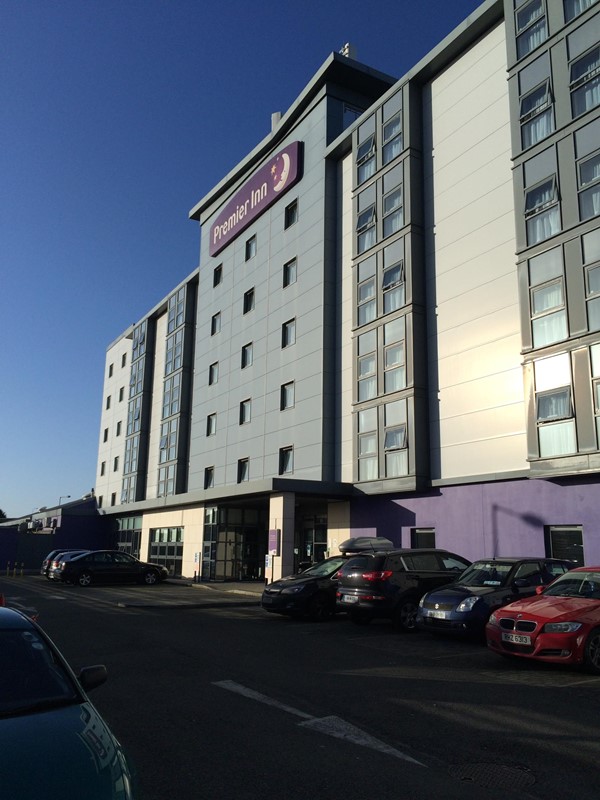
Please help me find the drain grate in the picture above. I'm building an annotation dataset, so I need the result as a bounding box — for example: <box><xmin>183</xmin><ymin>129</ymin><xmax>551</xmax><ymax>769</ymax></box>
<box><xmin>449</xmin><ymin>763</ymin><xmax>535</xmax><ymax>790</ymax></box>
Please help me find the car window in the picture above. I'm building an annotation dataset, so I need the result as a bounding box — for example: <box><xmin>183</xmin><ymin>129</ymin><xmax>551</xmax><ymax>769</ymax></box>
<box><xmin>302</xmin><ymin>557</ymin><xmax>347</xmax><ymax>577</ymax></box>
<box><xmin>382</xmin><ymin>554</ymin><xmax>405</xmax><ymax>572</ymax></box>
<box><xmin>514</xmin><ymin>562</ymin><xmax>541</xmax><ymax>581</ymax></box>
<box><xmin>340</xmin><ymin>555</ymin><xmax>378</xmax><ymax>573</ymax></box>
<box><xmin>112</xmin><ymin>552</ymin><xmax>135</xmax><ymax>564</ymax></box>
<box><xmin>441</xmin><ymin>555</ymin><xmax>470</xmax><ymax>571</ymax></box>
<box><xmin>545</xmin><ymin>562</ymin><xmax>570</xmax><ymax>578</ymax></box>
<box><xmin>544</xmin><ymin>571</ymin><xmax>600</xmax><ymax>598</ymax></box>
<box><xmin>458</xmin><ymin>561</ymin><xmax>513</xmax><ymax>587</ymax></box>
<box><xmin>91</xmin><ymin>552</ymin><xmax>112</xmax><ymax>563</ymax></box>
<box><xmin>402</xmin><ymin>553</ymin><xmax>439</xmax><ymax>571</ymax></box>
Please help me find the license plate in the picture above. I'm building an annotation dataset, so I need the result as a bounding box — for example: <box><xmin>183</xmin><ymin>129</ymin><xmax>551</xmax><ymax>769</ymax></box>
<box><xmin>501</xmin><ymin>632</ymin><xmax>531</xmax><ymax>645</ymax></box>
<box><xmin>427</xmin><ymin>609</ymin><xmax>447</xmax><ymax>619</ymax></box>
<box><xmin>341</xmin><ymin>595</ymin><xmax>358</xmax><ymax>604</ymax></box>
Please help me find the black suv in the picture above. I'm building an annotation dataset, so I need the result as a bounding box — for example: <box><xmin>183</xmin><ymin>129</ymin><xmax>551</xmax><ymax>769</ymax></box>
<box><xmin>336</xmin><ymin>548</ymin><xmax>471</xmax><ymax>631</ymax></box>
<box><xmin>261</xmin><ymin>537</ymin><xmax>395</xmax><ymax>621</ymax></box>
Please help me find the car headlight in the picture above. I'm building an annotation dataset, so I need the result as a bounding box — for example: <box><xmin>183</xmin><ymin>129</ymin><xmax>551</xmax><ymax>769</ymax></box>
<box><xmin>418</xmin><ymin>596</ymin><xmax>426</xmax><ymax>608</ymax></box>
<box><xmin>281</xmin><ymin>585</ymin><xmax>306</xmax><ymax>594</ymax></box>
<box><xmin>543</xmin><ymin>621</ymin><xmax>583</xmax><ymax>633</ymax></box>
<box><xmin>487</xmin><ymin>612</ymin><xmax>499</xmax><ymax>626</ymax></box>
<box><xmin>456</xmin><ymin>596</ymin><xmax>479</xmax><ymax>613</ymax></box>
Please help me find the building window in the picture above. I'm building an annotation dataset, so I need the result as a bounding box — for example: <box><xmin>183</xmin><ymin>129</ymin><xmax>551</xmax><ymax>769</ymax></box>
<box><xmin>241</xmin><ymin>342</ymin><xmax>253</xmax><ymax>369</ymax></box>
<box><xmin>356</xmin><ymin>134</ymin><xmax>376</xmax><ymax>185</ymax></box>
<box><xmin>529</xmin><ymin>247</ymin><xmax>567</xmax><ymax>347</ymax></box>
<box><xmin>98</xmin><ymin>496</ymin><xmax>103</xmax><ymax>509</ymax></box>
<box><xmin>382</xmin><ymin>260</ymin><xmax>405</xmax><ymax>314</ymax></box>
<box><xmin>284</xmin><ymin>199</ymin><xmax>298</xmax><ymax>229</ymax></box>
<box><xmin>357</xmin><ymin>275</ymin><xmax>376</xmax><ymax>326</ymax></box>
<box><xmin>100</xmin><ymin>461</ymin><xmax>106</xmax><ymax>476</ymax></box>
<box><xmin>356</xmin><ymin>203</ymin><xmax>376</xmax><ymax>254</ymax></box>
<box><xmin>165</xmin><ymin>329</ymin><xmax>183</xmax><ymax>376</ymax></box>
<box><xmin>209</xmin><ymin>362</ymin><xmax>219</xmax><ymax>385</ymax></box>
<box><xmin>157</xmin><ymin>464</ymin><xmax>176</xmax><ymax>497</ymax></box>
<box><xmin>382</xmin><ymin>114</ymin><xmax>402</xmax><ymax>165</ymax></box>
<box><xmin>411</xmin><ymin>528</ymin><xmax>436</xmax><ymax>548</ymax></box>
<box><xmin>130</xmin><ymin>358</ymin><xmax>144</xmax><ymax>397</ymax></box>
<box><xmin>243</xmin><ymin>288</ymin><xmax>255</xmax><ymax>314</ymax></box>
<box><xmin>239</xmin><ymin>398</ymin><xmax>251</xmax><ymax>425</ymax></box>
<box><xmin>570</xmin><ymin>45</ymin><xmax>600</xmax><ymax>118</ymax></box>
<box><xmin>162</xmin><ymin>372</ymin><xmax>181</xmax><ymax>419</ymax></box>
<box><xmin>167</xmin><ymin>287</ymin><xmax>185</xmax><ymax>334</ymax></box>
<box><xmin>520</xmin><ymin>80</ymin><xmax>554</xmax><ymax>148</ymax></box>
<box><xmin>237</xmin><ymin>458</ymin><xmax>249</xmax><ymax>483</ymax></box>
<box><xmin>564</xmin><ymin>0</ymin><xmax>598</xmax><ymax>20</ymax></box>
<box><xmin>119</xmin><ymin>387</ymin><xmax>124</xmax><ymax>402</ymax></box>
<box><xmin>382</xmin><ymin>187</ymin><xmax>403</xmax><ymax>238</ymax></box>
<box><xmin>280</xmin><ymin>381</ymin><xmax>295</xmax><ymax>410</ymax></box>
<box><xmin>108</xmin><ymin>364</ymin><xmax>113</xmax><ymax>378</ymax></box>
<box><xmin>525</xmin><ymin>175</ymin><xmax>560</xmax><ymax>245</ymax></box>
<box><xmin>211</xmin><ymin>312</ymin><xmax>221</xmax><ymax>336</ymax></box>
<box><xmin>283</xmin><ymin>258</ymin><xmax>297</xmax><ymax>287</ymax></box>
<box><xmin>535</xmin><ymin>354</ymin><xmax>576</xmax><ymax>457</ymax></box>
<box><xmin>384</xmin><ymin>399</ymin><xmax>408</xmax><ymax>477</ymax></box>
<box><xmin>357</xmin><ymin>329</ymin><xmax>377</xmax><ymax>402</ymax></box>
<box><xmin>111</xmin><ymin>493</ymin><xmax>116</xmax><ymax>507</ymax></box>
<box><xmin>282</xmin><ymin>318</ymin><xmax>296</xmax><ymax>348</ymax></box>
<box><xmin>103</xmin><ymin>428</ymin><xmax>108</xmax><ymax>443</ymax></box>
<box><xmin>279</xmin><ymin>446</ymin><xmax>294</xmax><ymax>475</ymax></box>
<box><xmin>127</xmin><ymin>396</ymin><xmax>142</xmax><ymax>436</ymax></box>
<box><xmin>206</xmin><ymin>413</ymin><xmax>216</xmax><ymax>436</ymax></box>
<box><xmin>358</xmin><ymin>407</ymin><xmax>377</xmax><ymax>480</ymax></box>
<box><xmin>585</xmin><ymin>231</ymin><xmax>600</xmax><ymax>330</ymax></box>
<box><xmin>106</xmin><ymin>395</ymin><xmax>111</xmax><ymax>410</ymax></box>
<box><xmin>213</xmin><ymin>264</ymin><xmax>223</xmax><ymax>287</ymax></box>
<box><xmin>121</xmin><ymin>353</ymin><xmax>127</xmax><ymax>368</ymax></box>
<box><xmin>204</xmin><ymin>467</ymin><xmax>214</xmax><ymax>490</ymax></box>
<box><xmin>124</xmin><ymin>435</ymin><xmax>139</xmax><ymax>474</ymax></box>
<box><xmin>132</xmin><ymin>322</ymin><xmax>146</xmax><ymax>361</ymax></box>
<box><xmin>159</xmin><ymin>418</ymin><xmax>178</xmax><ymax>463</ymax></box>
<box><xmin>578</xmin><ymin>150</ymin><xmax>600</xmax><ymax>220</ymax></box>
<box><xmin>546</xmin><ymin>525</ymin><xmax>584</xmax><ymax>563</ymax></box>
<box><xmin>516</xmin><ymin>0</ymin><xmax>547</xmax><ymax>59</ymax></box>
<box><xmin>245</xmin><ymin>235</ymin><xmax>256</xmax><ymax>261</ymax></box>
<box><xmin>116</xmin><ymin>421</ymin><xmax>122</xmax><ymax>436</ymax></box>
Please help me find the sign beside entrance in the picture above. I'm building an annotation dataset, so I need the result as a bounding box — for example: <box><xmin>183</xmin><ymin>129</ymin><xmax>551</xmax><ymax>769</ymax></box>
<box><xmin>209</xmin><ymin>141</ymin><xmax>303</xmax><ymax>257</ymax></box>
<box><xmin>268</xmin><ymin>528</ymin><xmax>281</xmax><ymax>556</ymax></box>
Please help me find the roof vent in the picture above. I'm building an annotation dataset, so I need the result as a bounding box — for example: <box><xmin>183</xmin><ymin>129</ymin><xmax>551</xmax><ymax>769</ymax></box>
<box><xmin>339</xmin><ymin>43</ymin><xmax>356</xmax><ymax>59</ymax></box>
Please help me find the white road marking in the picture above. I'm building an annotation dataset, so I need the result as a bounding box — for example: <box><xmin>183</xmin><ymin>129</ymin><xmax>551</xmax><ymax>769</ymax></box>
<box><xmin>213</xmin><ymin>679</ymin><xmax>425</xmax><ymax>765</ymax></box>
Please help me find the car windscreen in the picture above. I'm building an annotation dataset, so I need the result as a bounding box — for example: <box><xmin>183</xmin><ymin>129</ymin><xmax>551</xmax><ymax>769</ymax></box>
<box><xmin>543</xmin><ymin>571</ymin><xmax>600</xmax><ymax>598</ymax></box>
<box><xmin>456</xmin><ymin>561</ymin><xmax>513</xmax><ymax>587</ymax></box>
<box><xmin>0</xmin><ymin>629</ymin><xmax>79</xmax><ymax>716</ymax></box>
<box><xmin>301</xmin><ymin>557</ymin><xmax>347</xmax><ymax>578</ymax></box>
<box><xmin>338</xmin><ymin>555</ymin><xmax>386</xmax><ymax>575</ymax></box>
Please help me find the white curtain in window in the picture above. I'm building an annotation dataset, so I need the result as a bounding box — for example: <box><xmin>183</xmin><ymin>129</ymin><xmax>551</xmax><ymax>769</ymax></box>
<box><xmin>572</xmin><ymin>70</ymin><xmax>600</xmax><ymax>117</ymax></box>
<box><xmin>385</xmin><ymin>450</ymin><xmax>408</xmax><ymax>478</ymax></box>
<box><xmin>384</xmin><ymin>367</ymin><xmax>406</xmax><ymax>393</ymax></box>
<box><xmin>522</xmin><ymin>109</ymin><xmax>553</xmax><ymax>148</ymax></box>
<box><xmin>532</xmin><ymin>309</ymin><xmax>568</xmax><ymax>347</ymax></box>
<box><xmin>383</xmin><ymin>137</ymin><xmax>402</xmax><ymax>165</ymax></box>
<box><xmin>565</xmin><ymin>0</ymin><xmax>595</xmax><ymax>20</ymax></box>
<box><xmin>517</xmin><ymin>18</ymin><xmax>547</xmax><ymax>58</ymax></box>
<box><xmin>538</xmin><ymin>390</ymin><xmax>570</xmax><ymax>421</ymax></box>
<box><xmin>359</xmin><ymin>456</ymin><xmax>378</xmax><ymax>481</ymax></box>
<box><xmin>539</xmin><ymin>420</ymin><xmax>576</xmax><ymax>457</ymax></box>
<box><xmin>358</xmin><ymin>227</ymin><xmax>376</xmax><ymax>254</ymax></box>
<box><xmin>532</xmin><ymin>282</ymin><xmax>562</xmax><ymax>313</ymax></box>
<box><xmin>358</xmin><ymin>376</ymin><xmax>376</xmax><ymax>402</ymax></box>
<box><xmin>384</xmin><ymin>286</ymin><xmax>404</xmax><ymax>314</ymax></box>
<box><xmin>587</xmin><ymin>297</ymin><xmax>600</xmax><ymax>331</ymax></box>
<box><xmin>527</xmin><ymin>206</ymin><xmax>560</xmax><ymax>244</ymax></box>
<box><xmin>580</xmin><ymin>185</ymin><xmax>600</xmax><ymax>219</ymax></box>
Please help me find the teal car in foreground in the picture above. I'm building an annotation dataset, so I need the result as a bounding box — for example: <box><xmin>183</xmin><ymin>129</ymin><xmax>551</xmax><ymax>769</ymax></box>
<box><xmin>0</xmin><ymin>607</ymin><xmax>136</xmax><ymax>799</ymax></box>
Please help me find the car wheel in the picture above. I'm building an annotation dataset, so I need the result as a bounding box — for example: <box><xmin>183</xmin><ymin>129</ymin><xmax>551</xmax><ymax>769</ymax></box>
<box><xmin>350</xmin><ymin>611</ymin><xmax>371</xmax><ymax>626</ymax></box>
<box><xmin>77</xmin><ymin>572</ymin><xmax>93</xmax><ymax>587</ymax></box>
<box><xmin>143</xmin><ymin>570</ymin><xmax>159</xmax><ymax>586</ymax></box>
<box><xmin>308</xmin><ymin>593</ymin><xmax>334</xmax><ymax>622</ymax></box>
<box><xmin>583</xmin><ymin>628</ymin><xmax>600</xmax><ymax>674</ymax></box>
<box><xmin>395</xmin><ymin>599</ymin><xmax>419</xmax><ymax>632</ymax></box>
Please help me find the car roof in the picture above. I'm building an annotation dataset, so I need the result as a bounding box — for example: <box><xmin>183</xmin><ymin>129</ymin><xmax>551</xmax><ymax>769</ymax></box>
<box><xmin>0</xmin><ymin>607</ymin><xmax>34</xmax><ymax>631</ymax></box>
<box><xmin>345</xmin><ymin>548</ymin><xmax>465</xmax><ymax>557</ymax></box>
<box><xmin>470</xmin><ymin>556</ymin><xmax>569</xmax><ymax>563</ymax></box>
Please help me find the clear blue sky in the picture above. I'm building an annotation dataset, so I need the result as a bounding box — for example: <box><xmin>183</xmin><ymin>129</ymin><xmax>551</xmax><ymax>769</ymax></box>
<box><xmin>1</xmin><ymin>0</ymin><xmax>484</xmax><ymax>517</ymax></box>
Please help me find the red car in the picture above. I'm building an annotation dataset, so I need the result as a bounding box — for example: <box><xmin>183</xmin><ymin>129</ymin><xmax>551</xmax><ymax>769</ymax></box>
<box><xmin>486</xmin><ymin>566</ymin><xmax>600</xmax><ymax>673</ymax></box>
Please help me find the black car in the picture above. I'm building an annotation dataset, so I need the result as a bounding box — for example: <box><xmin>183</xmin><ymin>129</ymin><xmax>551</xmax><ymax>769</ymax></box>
<box><xmin>336</xmin><ymin>548</ymin><xmax>471</xmax><ymax>631</ymax></box>
<box><xmin>40</xmin><ymin>549</ymin><xmax>87</xmax><ymax>579</ymax></box>
<box><xmin>0</xmin><ymin>607</ymin><xmax>137</xmax><ymax>798</ymax></box>
<box><xmin>417</xmin><ymin>556</ymin><xmax>574</xmax><ymax>637</ymax></box>
<box><xmin>261</xmin><ymin>537</ymin><xmax>395</xmax><ymax>621</ymax></box>
<box><xmin>57</xmin><ymin>550</ymin><xmax>169</xmax><ymax>586</ymax></box>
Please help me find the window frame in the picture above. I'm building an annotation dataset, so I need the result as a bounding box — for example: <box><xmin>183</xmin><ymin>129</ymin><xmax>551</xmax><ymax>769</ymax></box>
<box><xmin>283</xmin><ymin>257</ymin><xmax>297</xmax><ymax>288</ymax></box>
<box><xmin>241</xmin><ymin>342</ymin><xmax>253</xmax><ymax>369</ymax></box>
<box><xmin>237</xmin><ymin>458</ymin><xmax>249</xmax><ymax>483</ymax></box>
<box><xmin>284</xmin><ymin>199</ymin><xmax>298</xmax><ymax>229</ymax></box>
<box><xmin>239</xmin><ymin>398</ymin><xmax>251</xmax><ymax>425</ymax></box>
<box><xmin>280</xmin><ymin>381</ymin><xmax>295</xmax><ymax>410</ymax></box>
<box><xmin>243</xmin><ymin>288</ymin><xmax>255</xmax><ymax>314</ymax></box>
<box><xmin>245</xmin><ymin>235</ymin><xmax>257</xmax><ymax>261</ymax></box>
<box><xmin>282</xmin><ymin>318</ymin><xmax>296</xmax><ymax>349</ymax></box>
<box><xmin>279</xmin><ymin>446</ymin><xmax>294</xmax><ymax>475</ymax></box>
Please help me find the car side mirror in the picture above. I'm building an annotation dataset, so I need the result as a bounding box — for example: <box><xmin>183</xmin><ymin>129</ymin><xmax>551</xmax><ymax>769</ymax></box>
<box><xmin>535</xmin><ymin>585</ymin><xmax>545</xmax><ymax>595</ymax></box>
<box><xmin>78</xmin><ymin>664</ymin><xmax>108</xmax><ymax>692</ymax></box>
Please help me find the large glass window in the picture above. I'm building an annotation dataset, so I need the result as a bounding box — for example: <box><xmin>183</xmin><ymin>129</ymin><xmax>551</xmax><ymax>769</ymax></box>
<box><xmin>357</xmin><ymin>329</ymin><xmax>377</xmax><ymax>402</ymax></box>
<box><xmin>528</xmin><ymin>247</ymin><xmax>567</xmax><ymax>347</ymax></box>
<box><xmin>157</xmin><ymin>464</ymin><xmax>176</xmax><ymax>497</ymax></box>
<box><xmin>358</xmin><ymin>407</ymin><xmax>377</xmax><ymax>481</ymax></box>
<box><xmin>357</xmin><ymin>204</ymin><xmax>376</xmax><ymax>254</ymax></box>
<box><xmin>167</xmin><ymin>287</ymin><xmax>185</xmax><ymax>334</ymax></box>
<box><xmin>584</xmin><ymin>229</ymin><xmax>600</xmax><ymax>330</ymax></box>
<box><xmin>357</xmin><ymin>255</ymin><xmax>376</xmax><ymax>326</ymax></box>
<box><xmin>383</xmin><ymin>187</ymin><xmax>403</xmax><ymax>238</ymax></box>
<box><xmin>165</xmin><ymin>329</ymin><xmax>183</xmax><ymax>376</ymax></box>
<box><xmin>129</xmin><ymin>359</ymin><xmax>144</xmax><ymax>398</ymax></box>
<box><xmin>162</xmin><ymin>372</ymin><xmax>181</xmax><ymax>419</ymax></box>
<box><xmin>520</xmin><ymin>80</ymin><xmax>554</xmax><ymax>148</ymax></box>
<box><xmin>357</xmin><ymin>131</ymin><xmax>376</xmax><ymax>185</ymax></box>
<box><xmin>525</xmin><ymin>176</ymin><xmax>560</xmax><ymax>244</ymax></box>
<box><xmin>516</xmin><ymin>0</ymin><xmax>548</xmax><ymax>59</ymax></box>
<box><xmin>570</xmin><ymin>46</ymin><xmax>600</xmax><ymax>117</ymax></box>
<box><xmin>384</xmin><ymin>317</ymin><xmax>406</xmax><ymax>393</ymax></box>
<box><xmin>578</xmin><ymin>151</ymin><xmax>600</xmax><ymax>220</ymax></box>
<box><xmin>384</xmin><ymin>399</ymin><xmax>408</xmax><ymax>477</ymax></box>
<box><xmin>564</xmin><ymin>0</ymin><xmax>598</xmax><ymax>21</ymax></box>
<box><xmin>383</xmin><ymin>114</ymin><xmax>402</xmax><ymax>165</ymax></box>
<box><xmin>159</xmin><ymin>418</ymin><xmax>178</xmax><ymax>463</ymax></box>
<box><xmin>535</xmin><ymin>355</ymin><xmax>576</xmax><ymax>457</ymax></box>
<box><xmin>382</xmin><ymin>238</ymin><xmax>405</xmax><ymax>314</ymax></box>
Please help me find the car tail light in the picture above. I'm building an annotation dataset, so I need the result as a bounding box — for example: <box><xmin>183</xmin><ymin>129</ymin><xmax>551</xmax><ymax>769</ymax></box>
<box><xmin>362</xmin><ymin>570</ymin><xmax>393</xmax><ymax>581</ymax></box>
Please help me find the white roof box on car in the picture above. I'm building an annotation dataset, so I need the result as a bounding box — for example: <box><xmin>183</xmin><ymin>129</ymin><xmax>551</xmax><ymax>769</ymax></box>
<box><xmin>339</xmin><ymin>537</ymin><xmax>395</xmax><ymax>555</ymax></box>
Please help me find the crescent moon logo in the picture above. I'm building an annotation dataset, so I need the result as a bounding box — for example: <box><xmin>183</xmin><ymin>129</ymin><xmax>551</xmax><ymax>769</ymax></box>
<box><xmin>272</xmin><ymin>152</ymin><xmax>291</xmax><ymax>192</ymax></box>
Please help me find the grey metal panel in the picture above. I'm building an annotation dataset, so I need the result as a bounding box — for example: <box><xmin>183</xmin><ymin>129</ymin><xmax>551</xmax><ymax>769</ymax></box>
<box><xmin>573</xmin><ymin>346</ymin><xmax>596</xmax><ymax>451</ymax></box>
<box><xmin>564</xmin><ymin>235</ymin><xmax>587</xmax><ymax>335</ymax></box>
<box><xmin>517</xmin><ymin>258</ymin><xmax>533</xmax><ymax>350</ymax></box>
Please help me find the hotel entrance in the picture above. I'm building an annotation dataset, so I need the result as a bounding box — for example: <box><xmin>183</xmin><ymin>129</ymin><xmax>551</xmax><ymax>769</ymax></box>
<box><xmin>202</xmin><ymin>505</ymin><xmax>268</xmax><ymax>581</ymax></box>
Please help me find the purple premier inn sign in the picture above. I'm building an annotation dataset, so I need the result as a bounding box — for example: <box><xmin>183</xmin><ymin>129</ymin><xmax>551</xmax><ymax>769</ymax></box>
<box><xmin>209</xmin><ymin>141</ymin><xmax>303</xmax><ymax>257</ymax></box>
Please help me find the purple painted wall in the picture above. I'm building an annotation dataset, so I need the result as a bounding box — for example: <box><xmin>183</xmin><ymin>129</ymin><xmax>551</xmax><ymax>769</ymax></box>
<box><xmin>350</xmin><ymin>476</ymin><xmax>600</xmax><ymax>564</ymax></box>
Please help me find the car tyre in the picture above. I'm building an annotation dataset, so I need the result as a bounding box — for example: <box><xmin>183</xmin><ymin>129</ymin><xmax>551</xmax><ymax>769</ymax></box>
<box><xmin>583</xmin><ymin>627</ymin><xmax>600</xmax><ymax>674</ymax></box>
<box><xmin>308</xmin><ymin>593</ymin><xmax>334</xmax><ymax>622</ymax></box>
<box><xmin>143</xmin><ymin>570</ymin><xmax>159</xmax><ymax>586</ymax></box>
<box><xmin>77</xmin><ymin>572</ymin><xmax>93</xmax><ymax>587</ymax></box>
<box><xmin>395</xmin><ymin>598</ymin><xmax>419</xmax><ymax>632</ymax></box>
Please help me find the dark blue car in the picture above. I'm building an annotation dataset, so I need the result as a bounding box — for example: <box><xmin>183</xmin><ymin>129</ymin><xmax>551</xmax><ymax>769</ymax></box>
<box><xmin>417</xmin><ymin>557</ymin><xmax>574</xmax><ymax>637</ymax></box>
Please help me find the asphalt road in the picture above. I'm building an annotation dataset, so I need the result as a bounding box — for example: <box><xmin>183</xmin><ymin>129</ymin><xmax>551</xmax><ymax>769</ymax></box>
<box><xmin>2</xmin><ymin>576</ymin><xmax>600</xmax><ymax>800</ymax></box>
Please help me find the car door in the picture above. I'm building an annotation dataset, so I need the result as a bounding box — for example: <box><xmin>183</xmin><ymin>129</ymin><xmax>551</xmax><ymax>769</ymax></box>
<box><xmin>111</xmin><ymin>552</ymin><xmax>140</xmax><ymax>583</ymax></box>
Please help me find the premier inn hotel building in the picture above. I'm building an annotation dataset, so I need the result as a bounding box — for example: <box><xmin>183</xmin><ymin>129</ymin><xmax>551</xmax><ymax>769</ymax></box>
<box><xmin>95</xmin><ymin>0</ymin><xmax>600</xmax><ymax>582</ymax></box>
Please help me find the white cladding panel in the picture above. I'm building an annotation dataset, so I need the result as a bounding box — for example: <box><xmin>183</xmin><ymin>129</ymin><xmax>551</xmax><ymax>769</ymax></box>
<box><xmin>424</xmin><ymin>21</ymin><xmax>527</xmax><ymax>480</ymax></box>
<box><xmin>145</xmin><ymin>313</ymin><xmax>167</xmax><ymax>499</ymax></box>
<box><xmin>338</xmin><ymin>154</ymin><xmax>354</xmax><ymax>482</ymax></box>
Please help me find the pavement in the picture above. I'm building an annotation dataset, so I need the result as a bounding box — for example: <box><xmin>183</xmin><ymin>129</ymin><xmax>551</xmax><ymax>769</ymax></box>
<box><xmin>186</xmin><ymin>579</ymin><xmax>265</xmax><ymax>598</ymax></box>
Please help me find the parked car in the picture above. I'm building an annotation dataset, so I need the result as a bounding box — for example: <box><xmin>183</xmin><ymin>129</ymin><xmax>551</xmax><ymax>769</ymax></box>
<box><xmin>47</xmin><ymin>550</ymin><xmax>92</xmax><ymax>581</ymax></box>
<box><xmin>417</xmin><ymin>557</ymin><xmax>573</xmax><ymax>637</ymax></box>
<box><xmin>0</xmin><ymin>606</ymin><xmax>137</xmax><ymax>798</ymax></box>
<box><xmin>486</xmin><ymin>565</ymin><xmax>600</xmax><ymax>673</ymax></box>
<box><xmin>57</xmin><ymin>550</ymin><xmax>169</xmax><ymax>587</ymax></box>
<box><xmin>40</xmin><ymin>549</ymin><xmax>86</xmax><ymax>579</ymax></box>
<box><xmin>336</xmin><ymin>548</ymin><xmax>472</xmax><ymax>631</ymax></box>
<box><xmin>261</xmin><ymin>537</ymin><xmax>395</xmax><ymax>621</ymax></box>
